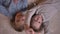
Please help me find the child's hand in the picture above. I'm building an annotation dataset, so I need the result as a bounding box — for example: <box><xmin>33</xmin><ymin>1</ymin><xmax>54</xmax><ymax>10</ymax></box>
<box><xmin>25</xmin><ymin>28</ymin><xmax>35</xmax><ymax>34</ymax></box>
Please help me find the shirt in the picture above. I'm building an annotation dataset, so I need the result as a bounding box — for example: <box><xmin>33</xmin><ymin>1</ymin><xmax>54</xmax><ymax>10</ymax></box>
<box><xmin>0</xmin><ymin>0</ymin><xmax>28</xmax><ymax>18</ymax></box>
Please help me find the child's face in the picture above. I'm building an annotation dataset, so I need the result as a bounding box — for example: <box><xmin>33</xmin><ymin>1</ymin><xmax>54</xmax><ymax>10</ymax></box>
<box><xmin>15</xmin><ymin>15</ymin><xmax>25</xmax><ymax>28</ymax></box>
<box><xmin>14</xmin><ymin>12</ymin><xmax>26</xmax><ymax>31</ymax></box>
<box><xmin>31</xmin><ymin>15</ymin><xmax>43</xmax><ymax>32</ymax></box>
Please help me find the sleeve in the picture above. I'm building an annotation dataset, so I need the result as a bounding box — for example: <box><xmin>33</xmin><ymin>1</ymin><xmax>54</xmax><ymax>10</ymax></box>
<box><xmin>0</xmin><ymin>5</ymin><xmax>10</xmax><ymax>17</ymax></box>
<box><xmin>0</xmin><ymin>0</ymin><xmax>11</xmax><ymax>7</ymax></box>
<box><xmin>20</xmin><ymin>0</ymin><xmax>28</xmax><ymax>11</ymax></box>
<box><xmin>36</xmin><ymin>5</ymin><xmax>58</xmax><ymax>22</ymax></box>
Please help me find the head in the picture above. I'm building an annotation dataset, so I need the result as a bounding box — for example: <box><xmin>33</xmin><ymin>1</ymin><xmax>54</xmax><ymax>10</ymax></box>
<box><xmin>12</xmin><ymin>12</ymin><xmax>26</xmax><ymax>32</ymax></box>
<box><xmin>30</xmin><ymin>14</ymin><xmax>44</xmax><ymax>32</ymax></box>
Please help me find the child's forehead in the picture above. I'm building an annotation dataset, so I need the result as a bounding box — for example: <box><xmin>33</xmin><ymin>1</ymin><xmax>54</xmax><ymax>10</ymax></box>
<box><xmin>33</xmin><ymin>15</ymin><xmax>40</xmax><ymax>18</ymax></box>
<box><xmin>16</xmin><ymin>12</ymin><xmax>25</xmax><ymax>16</ymax></box>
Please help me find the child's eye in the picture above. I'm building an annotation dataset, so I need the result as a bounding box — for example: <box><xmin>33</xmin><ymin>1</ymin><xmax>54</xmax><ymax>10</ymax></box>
<box><xmin>38</xmin><ymin>22</ymin><xmax>40</xmax><ymax>23</ymax></box>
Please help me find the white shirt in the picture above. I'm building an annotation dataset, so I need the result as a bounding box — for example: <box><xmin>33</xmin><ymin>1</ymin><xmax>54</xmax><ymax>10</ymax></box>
<box><xmin>27</xmin><ymin>1</ymin><xmax>60</xmax><ymax>23</ymax></box>
<box><xmin>25</xmin><ymin>0</ymin><xmax>59</xmax><ymax>34</ymax></box>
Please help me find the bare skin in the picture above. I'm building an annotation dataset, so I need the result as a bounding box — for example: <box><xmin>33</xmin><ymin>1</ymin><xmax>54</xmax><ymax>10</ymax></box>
<box><xmin>14</xmin><ymin>13</ymin><xmax>43</xmax><ymax>33</ymax></box>
<box><xmin>14</xmin><ymin>12</ymin><xmax>30</xmax><ymax>31</ymax></box>
<box><xmin>31</xmin><ymin>15</ymin><xmax>43</xmax><ymax>30</ymax></box>
<box><xmin>15</xmin><ymin>12</ymin><xmax>25</xmax><ymax>27</ymax></box>
<box><xmin>25</xmin><ymin>15</ymin><xmax>43</xmax><ymax>34</ymax></box>
<box><xmin>13</xmin><ymin>12</ymin><xmax>26</xmax><ymax>31</ymax></box>
<box><xmin>25</xmin><ymin>28</ymin><xmax>35</xmax><ymax>34</ymax></box>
